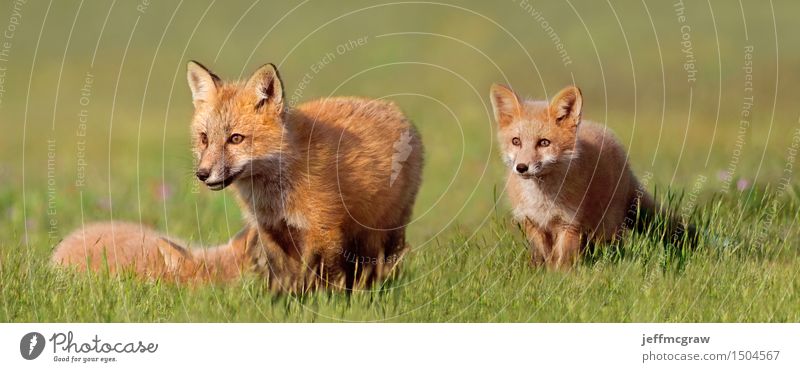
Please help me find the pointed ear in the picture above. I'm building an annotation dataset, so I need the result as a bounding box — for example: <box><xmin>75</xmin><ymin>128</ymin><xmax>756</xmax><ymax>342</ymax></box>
<box><xmin>549</xmin><ymin>86</ymin><xmax>583</xmax><ymax>127</ymax></box>
<box><xmin>157</xmin><ymin>238</ymin><xmax>192</xmax><ymax>272</ymax></box>
<box><xmin>245</xmin><ymin>63</ymin><xmax>284</xmax><ymax>115</ymax></box>
<box><xmin>228</xmin><ymin>227</ymin><xmax>251</xmax><ymax>254</ymax></box>
<box><xmin>187</xmin><ymin>61</ymin><xmax>221</xmax><ymax>108</ymax></box>
<box><xmin>490</xmin><ymin>84</ymin><xmax>523</xmax><ymax>128</ymax></box>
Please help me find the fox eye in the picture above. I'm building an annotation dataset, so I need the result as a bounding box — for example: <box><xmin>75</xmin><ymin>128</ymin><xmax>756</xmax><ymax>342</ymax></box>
<box><xmin>538</xmin><ymin>138</ymin><xmax>551</xmax><ymax>147</ymax></box>
<box><xmin>511</xmin><ymin>137</ymin><xmax>521</xmax><ymax>146</ymax></box>
<box><xmin>200</xmin><ymin>133</ymin><xmax>208</xmax><ymax>146</ymax></box>
<box><xmin>229</xmin><ymin>133</ymin><xmax>245</xmax><ymax>144</ymax></box>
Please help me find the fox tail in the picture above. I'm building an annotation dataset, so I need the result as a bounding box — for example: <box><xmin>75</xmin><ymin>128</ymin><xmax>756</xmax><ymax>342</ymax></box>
<box><xmin>629</xmin><ymin>187</ymin><xmax>700</xmax><ymax>249</ymax></box>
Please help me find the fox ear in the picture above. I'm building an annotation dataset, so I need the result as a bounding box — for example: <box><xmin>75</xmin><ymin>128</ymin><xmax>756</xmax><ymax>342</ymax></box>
<box><xmin>157</xmin><ymin>238</ymin><xmax>192</xmax><ymax>272</ymax></box>
<box><xmin>187</xmin><ymin>61</ymin><xmax>221</xmax><ymax>108</ymax></box>
<box><xmin>490</xmin><ymin>84</ymin><xmax>523</xmax><ymax>128</ymax></box>
<box><xmin>245</xmin><ymin>63</ymin><xmax>284</xmax><ymax>116</ymax></box>
<box><xmin>549</xmin><ymin>86</ymin><xmax>582</xmax><ymax>128</ymax></box>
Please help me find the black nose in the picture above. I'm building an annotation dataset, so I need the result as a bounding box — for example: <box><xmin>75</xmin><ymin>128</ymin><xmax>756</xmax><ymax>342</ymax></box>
<box><xmin>196</xmin><ymin>169</ymin><xmax>210</xmax><ymax>182</ymax></box>
<box><xmin>515</xmin><ymin>163</ymin><xmax>528</xmax><ymax>173</ymax></box>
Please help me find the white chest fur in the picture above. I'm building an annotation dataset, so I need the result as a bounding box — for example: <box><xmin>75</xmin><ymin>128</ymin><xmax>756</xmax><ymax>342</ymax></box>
<box><xmin>512</xmin><ymin>179</ymin><xmax>577</xmax><ymax>228</ymax></box>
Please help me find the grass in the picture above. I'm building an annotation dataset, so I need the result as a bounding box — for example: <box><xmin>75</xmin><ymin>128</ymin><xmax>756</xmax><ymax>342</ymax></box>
<box><xmin>1</xmin><ymin>0</ymin><xmax>799</xmax><ymax>322</ymax></box>
<box><xmin>2</xmin><ymin>187</ymin><xmax>798</xmax><ymax>322</ymax></box>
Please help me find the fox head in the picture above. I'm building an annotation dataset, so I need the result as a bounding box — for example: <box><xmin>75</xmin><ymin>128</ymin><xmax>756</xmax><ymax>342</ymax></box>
<box><xmin>186</xmin><ymin>61</ymin><xmax>287</xmax><ymax>190</ymax></box>
<box><xmin>157</xmin><ymin>235</ymin><xmax>253</xmax><ymax>283</ymax></box>
<box><xmin>490</xmin><ymin>84</ymin><xmax>582</xmax><ymax>179</ymax></box>
<box><xmin>156</xmin><ymin>237</ymin><xmax>203</xmax><ymax>280</ymax></box>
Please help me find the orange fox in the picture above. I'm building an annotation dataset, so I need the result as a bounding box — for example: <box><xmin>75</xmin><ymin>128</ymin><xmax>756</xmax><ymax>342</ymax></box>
<box><xmin>51</xmin><ymin>221</ymin><xmax>258</xmax><ymax>283</ymax></box>
<box><xmin>491</xmin><ymin>84</ymin><xmax>690</xmax><ymax>269</ymax></box>
<box><xmin>186</xmin><ymin>61</ymin><xmax>423</xmax><ymax>290</ymax></box>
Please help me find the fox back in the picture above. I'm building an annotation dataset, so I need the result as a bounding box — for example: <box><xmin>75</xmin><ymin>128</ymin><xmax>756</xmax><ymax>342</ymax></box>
<box><xmin>52</xmin><ymin>221</ymin><xmax>256</xmax><ymax>283</ymax></box>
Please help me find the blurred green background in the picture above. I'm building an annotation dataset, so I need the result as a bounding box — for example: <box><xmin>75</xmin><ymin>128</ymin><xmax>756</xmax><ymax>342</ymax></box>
<box><xmin>3</xmin><ymin>0</ymin><xmax>797</xmax><ymax>242</ymax></box>
<box><xmin>0</xmin><ymin>0</ymin><xmax>798</xmax><ymax>321</ymax></box>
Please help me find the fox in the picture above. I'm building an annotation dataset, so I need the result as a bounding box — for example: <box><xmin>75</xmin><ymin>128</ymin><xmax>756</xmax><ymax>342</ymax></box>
<box><xmin>51</xmin><ymin>221</ymin><xmax>259</xmax><ymax>283</ymax></box>
<box><xmin>490</xmin><ymin>84</ymin><xmax>694</xmax><ymax>269</ymax></box>
<box><xmin>186</xmin><ymin>61</ymin><xmax>423</xmax><ymax>291</ymax></box>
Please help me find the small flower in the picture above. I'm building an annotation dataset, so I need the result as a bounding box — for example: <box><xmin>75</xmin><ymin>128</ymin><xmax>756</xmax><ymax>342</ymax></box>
<box><xmin>96</xmin><ymin>197</ymin><xmax>112</xmax><ymax>211</ymax></box>
<box><xmin>153</xmin><ymin>181</ymin><xmax>173</xmax><ymax>202</ymax></box>
<box><xmin>736</xmin><ymin>178</ymin><xmax>750</xmax><ymax>191</ymax></box>
<box><xmin>25</xmin><ymin>218</ymin><xmax>38</xmax><ymax>231</ymax></box>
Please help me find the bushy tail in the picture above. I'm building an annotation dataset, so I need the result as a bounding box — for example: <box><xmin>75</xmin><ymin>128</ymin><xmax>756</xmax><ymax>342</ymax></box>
<box><xmin>630</xmin><ymin>190</ymin><xmax>699</xmax><ymax>249</ymax></box>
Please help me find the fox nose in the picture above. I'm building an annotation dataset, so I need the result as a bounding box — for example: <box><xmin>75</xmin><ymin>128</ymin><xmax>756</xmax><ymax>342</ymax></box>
<box><xmin>196</xmin><ymin>169</ymin><xmax>210</xmax><ymax>182</ymax></box>
<box><xmin>515</xmin><ymin>163</ymin><xmax>528</xmax><ymax>173</ymax></box>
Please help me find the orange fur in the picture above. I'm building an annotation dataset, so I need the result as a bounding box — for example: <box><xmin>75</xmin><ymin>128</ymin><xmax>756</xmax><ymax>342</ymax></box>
<box><xmin>187</xmin><ymin>61</ymin><xmax>424</xmax><ymax>291</ymax></box>
<box><xmin>491</xmin><ymin>84</ymin><xmax>658</xmax><ymax>269</ymax></box>
<box><xmin>51</xmin><ymin>221</ymin><xmax>258</xmax><ymax>284</ymax></box>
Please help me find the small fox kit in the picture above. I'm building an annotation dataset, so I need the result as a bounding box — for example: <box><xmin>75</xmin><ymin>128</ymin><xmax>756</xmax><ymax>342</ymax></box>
<box><xmin>187</xmin><ymin>61</ymin><xmax>423</xmax><ymax>290</ymax></box>
<box><xmin>491</xmin><ymin>84</ymin><xmax>665</xmax><ymax>268</ymax></box>
<box><xmin>52</xmin><ymin>222</ymin><xmax>258</xmax><ymax>283</ymax></box>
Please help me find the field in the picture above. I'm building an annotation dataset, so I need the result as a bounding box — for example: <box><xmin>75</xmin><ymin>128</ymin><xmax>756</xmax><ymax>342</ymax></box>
<box><xmin>1</xmin><ymin>0</ymin><xmax>798</xmax><ymax>322</ymax></box>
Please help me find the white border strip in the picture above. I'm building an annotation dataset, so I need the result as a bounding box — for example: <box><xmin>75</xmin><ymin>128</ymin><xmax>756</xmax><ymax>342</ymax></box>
<box><xmin>0</xmin><ymin>323</ymin><xmax>797</xmax><ymax>371</ymax></box>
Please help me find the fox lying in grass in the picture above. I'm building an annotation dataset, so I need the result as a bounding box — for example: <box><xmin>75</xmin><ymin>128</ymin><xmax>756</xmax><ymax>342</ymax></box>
<box><xmin>490</xmin><ymin>84</ymin><xmax>694</xmax><ymax>269</ymax></box>
<box><xmin>185</xmin><ymin>61</ymin><xmax>424</xmax><ymax>291</ymax></box>
<box><xmin>51</xmin><ymin>221</ymin><xmax>259</xmax><ymax>283</ymax></box>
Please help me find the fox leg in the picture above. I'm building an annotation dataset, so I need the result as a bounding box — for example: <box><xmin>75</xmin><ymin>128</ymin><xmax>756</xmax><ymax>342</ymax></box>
<box><xmin>348</xmin><ymin>230</ymin><xmax>384</xmax><ymax>288</ymax></box>
<box><xmin>379</xmin><ymin>229</ymin><xmax>409</xmax><ymax>281</ymax></box>
<box><xmin>248</xmin><ymin>227</ymin><xmax>305</xmax><ymax>293</ymax></box>
<box><xmin>300</xmin><ymin>228</ymin><xmax>347</xmax><ymax>290</ymax></box>
<box><xmin>548</xmin><ymin>227</ymin><xmax>582</xmax><ymax>269</ymax></box>
<box><xmin>523</xmin><ymin>219</ymin><xmax>550</xmax><ymax>266</ymax></box>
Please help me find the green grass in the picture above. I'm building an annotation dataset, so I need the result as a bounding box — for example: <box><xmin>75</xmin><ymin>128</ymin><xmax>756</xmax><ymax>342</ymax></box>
<box><xmin>1</xmin><ymin>0</ymin><xmax>799</xmax><ymax>322</ymax></box>
<box><xmin>2</xmin><ymin>187</ymin><xmax>798</xmax><ymax>322</ymax></box>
